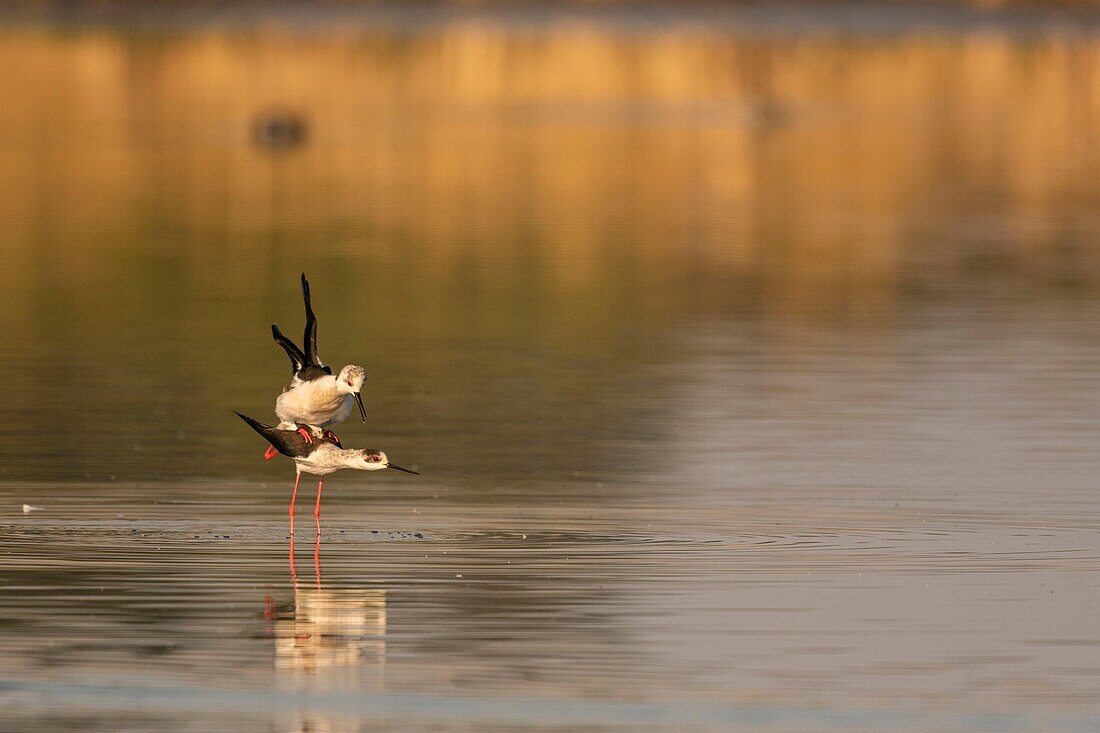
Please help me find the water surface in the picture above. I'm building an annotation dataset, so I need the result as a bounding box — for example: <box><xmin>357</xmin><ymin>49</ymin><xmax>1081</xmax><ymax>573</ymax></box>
<box><xmin>1</xmin><ymin>5</ymin><xmax>1100</xmax><ymax>731</ymax></box>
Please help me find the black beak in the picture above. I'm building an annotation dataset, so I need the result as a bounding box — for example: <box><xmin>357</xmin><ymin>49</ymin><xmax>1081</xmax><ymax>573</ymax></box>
<box><xmin>354</xmin><ymin>392</ymin><xmax>366</xmax><ymax>422</ymax></box>
<box><xmin>386</xmin><ymin>463</ymin><xmax>419</xmax><ymax>475</ymax></box>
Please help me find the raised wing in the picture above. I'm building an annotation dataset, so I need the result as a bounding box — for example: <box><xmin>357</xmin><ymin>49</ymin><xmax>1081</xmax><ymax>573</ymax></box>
<box><xmin>300</xmin><ymin>273</ymin><xmax>331</xmax><ymax>373</ymax></box>
<box><xmin>271</xmin><ymin>324</ymin><xmax>307</xmax><ymax>375</ymax></box>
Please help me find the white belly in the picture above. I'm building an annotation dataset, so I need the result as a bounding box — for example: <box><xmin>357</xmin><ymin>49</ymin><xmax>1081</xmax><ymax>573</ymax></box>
<box><xmin>275</xmin><ymin>377</ymin><xmax>354</xmax><ymax>428</ymax></box>
<box><xmin>294</xmin><ymin>444</ymin><xmax>348</xmax><ymax>476</ymax></box>
<box><xmin>293</xmin><ymin>458</ymin><xmax>341</xmax><ymax>476</ymax></box>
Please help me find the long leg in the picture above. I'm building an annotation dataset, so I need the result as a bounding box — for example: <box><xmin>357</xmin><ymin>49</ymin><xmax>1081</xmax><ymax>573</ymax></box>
<box><xmin>313</xmin><ymin>476</ymin><xmax>324</xmax><ymax>518</ymax></box>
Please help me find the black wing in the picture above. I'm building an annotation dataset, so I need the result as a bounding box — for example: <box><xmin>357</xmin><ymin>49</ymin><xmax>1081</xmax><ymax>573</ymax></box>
<box><xmin>300</xmin><ymin>273</ymin><xmax>331</xmax><ymax>373</ymax></box>
<box><xmin>271</xmin><ymin>324</ymin><xmax>307</xmax><ymax>375</ymax></box>
<box><xmin>235</xmin><ymin>412</ymin><xmax>315</xmax><ymax>458</ymax></box>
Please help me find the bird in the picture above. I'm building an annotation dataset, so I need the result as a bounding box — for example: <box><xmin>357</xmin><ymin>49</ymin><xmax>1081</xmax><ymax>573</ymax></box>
<box><xmin>236</xmin><ymin>412</ymin><xmax>418</xmax><ymax>527</ymax></box>
<box><xmin>266</xmin><ymin>274</ymin><xmax>367</xmax><ymax>459</ymax></box>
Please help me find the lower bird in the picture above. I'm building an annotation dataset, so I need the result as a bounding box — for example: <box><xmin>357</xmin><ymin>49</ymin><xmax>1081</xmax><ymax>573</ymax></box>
<box><xmin>236</xmin><ymin>412</ymin><xmax>418</xmax><ymax>528</ymax></box>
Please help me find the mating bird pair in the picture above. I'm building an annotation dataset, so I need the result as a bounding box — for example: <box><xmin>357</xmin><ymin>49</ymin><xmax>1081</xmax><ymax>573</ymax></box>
<box><xmin>236</xmin><ymin>275</ymin><xmax>417</xmax><ymax>521</ymax></box>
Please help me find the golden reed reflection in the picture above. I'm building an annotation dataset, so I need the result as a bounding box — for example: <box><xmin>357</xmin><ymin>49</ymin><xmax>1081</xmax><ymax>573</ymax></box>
<box><xmin>0</xmin><ymin>21</ymin><xmax>1097</xmax><ymax>319</ymax></box>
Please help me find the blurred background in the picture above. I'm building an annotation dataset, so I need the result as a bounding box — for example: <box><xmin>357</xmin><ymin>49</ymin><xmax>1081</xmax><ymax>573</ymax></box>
<box><xmin>2</xmin><ymin>2</ymin><xmax>1100</xmax><ymax>731</ymax></box>
<box><xmin>2</xmin><ymin>0</ymin><xmax>1098</xmax><ymax>485</ymax></box>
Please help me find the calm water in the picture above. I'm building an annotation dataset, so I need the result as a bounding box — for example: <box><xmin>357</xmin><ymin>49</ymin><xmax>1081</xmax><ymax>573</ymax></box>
<box><xmin>2</xmin><ymin>5</ymin><xmax>1100</xmax><ymax>732</ymax></box>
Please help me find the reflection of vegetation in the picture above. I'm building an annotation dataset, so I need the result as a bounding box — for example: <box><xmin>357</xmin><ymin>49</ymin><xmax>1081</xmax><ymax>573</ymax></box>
<box><xmin>0</xmin><ymin>21</ymin><xmax>1095</xmax><ymax>483</ymax></box>
<box><xmin>1</xmin><ymin>23</ymin><xmax>1096</xmax><ymax>305</ymax></box>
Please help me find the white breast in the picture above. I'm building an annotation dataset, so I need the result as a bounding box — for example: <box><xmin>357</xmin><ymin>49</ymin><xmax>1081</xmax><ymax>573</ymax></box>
<box><xmin>275</xmin><ymin>376</ymin><xmax>353</xmax><ymax>428</ymax></box>
<box><xmin>294</xmin><ymin>444</ymin><xmax>352</xmax><ymax>476</ymax></box>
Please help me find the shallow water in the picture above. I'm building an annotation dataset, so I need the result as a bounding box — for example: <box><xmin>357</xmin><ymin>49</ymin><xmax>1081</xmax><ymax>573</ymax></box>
<box><xmin>2</xmin><ymin>4</ymin><xmax>1100</xmax><ymax>732</ymax></box>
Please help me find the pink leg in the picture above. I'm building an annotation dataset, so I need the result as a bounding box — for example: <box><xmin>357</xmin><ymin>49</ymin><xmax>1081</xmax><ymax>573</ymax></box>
<box><xmin>289</xmin><ymin>473</ymin><xmax>302</xmax><ymax>516</ymax></box>
<box><xmin>313</xmin><ymin>477</ymin><xmax>324</xmax><ymax>519</ymax></box>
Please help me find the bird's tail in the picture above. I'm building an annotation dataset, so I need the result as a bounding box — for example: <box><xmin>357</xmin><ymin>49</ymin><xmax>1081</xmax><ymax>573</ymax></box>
<box><xmin>235</xmin><ymin>411</ymin><xmax>279</xmax><ymax>444</ymax></box>
<box><xmin>236</xmin><ymin>411</ymin><xmax>315</xmax><ymax>459</ymax></box>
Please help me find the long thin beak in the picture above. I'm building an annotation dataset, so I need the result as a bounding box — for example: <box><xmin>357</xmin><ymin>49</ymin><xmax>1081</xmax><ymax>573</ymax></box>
<box><xmin>354</xmin><ymin>392</ymin><xmax>366</xmax><ymax>422</ymax></box>
<box><xmin>386</xmin><ymin>463</ymin><xmax>419</xmax><ymax>475</ymax></box>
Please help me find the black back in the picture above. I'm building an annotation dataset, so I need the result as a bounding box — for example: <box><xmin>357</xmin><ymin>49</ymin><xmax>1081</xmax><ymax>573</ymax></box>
<box><xmin>235</xmin><ymin>412</ymin><xmax>342</xmax><ymax>458</ymax></box>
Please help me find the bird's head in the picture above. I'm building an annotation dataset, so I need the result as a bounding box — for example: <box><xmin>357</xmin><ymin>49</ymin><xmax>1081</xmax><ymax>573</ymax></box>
<box><xmin>337</xmin><ymin>365</ymin><xmax>367</xmax><ymax>420</ymax></box>
<box><xmin>337</xmin><ymin>365</ymin><xmax>367</xmax><ymax>392</ymax></box>
<box><xmin>354</xmin><ymin>449</ymin><xmax>419</xmax><ymax>475</ymax></box>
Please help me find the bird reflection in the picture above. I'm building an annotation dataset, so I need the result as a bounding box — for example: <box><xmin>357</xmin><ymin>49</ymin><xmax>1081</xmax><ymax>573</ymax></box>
<box><xmin>266</xmin><ymin>534</ymin><xmax>386</xmax><ymax>677</ymax></box>
<box><xmin>263</xmin><ymin>535</ymin><xmax>387</xmax><ymax>731</ymax></box>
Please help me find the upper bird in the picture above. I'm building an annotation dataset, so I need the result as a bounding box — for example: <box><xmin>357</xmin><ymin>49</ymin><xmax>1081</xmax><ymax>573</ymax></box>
<box><xmin>271</xmin><ymin>274</ymin><xmax>367</xmax><ymax>430</ymax></box>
